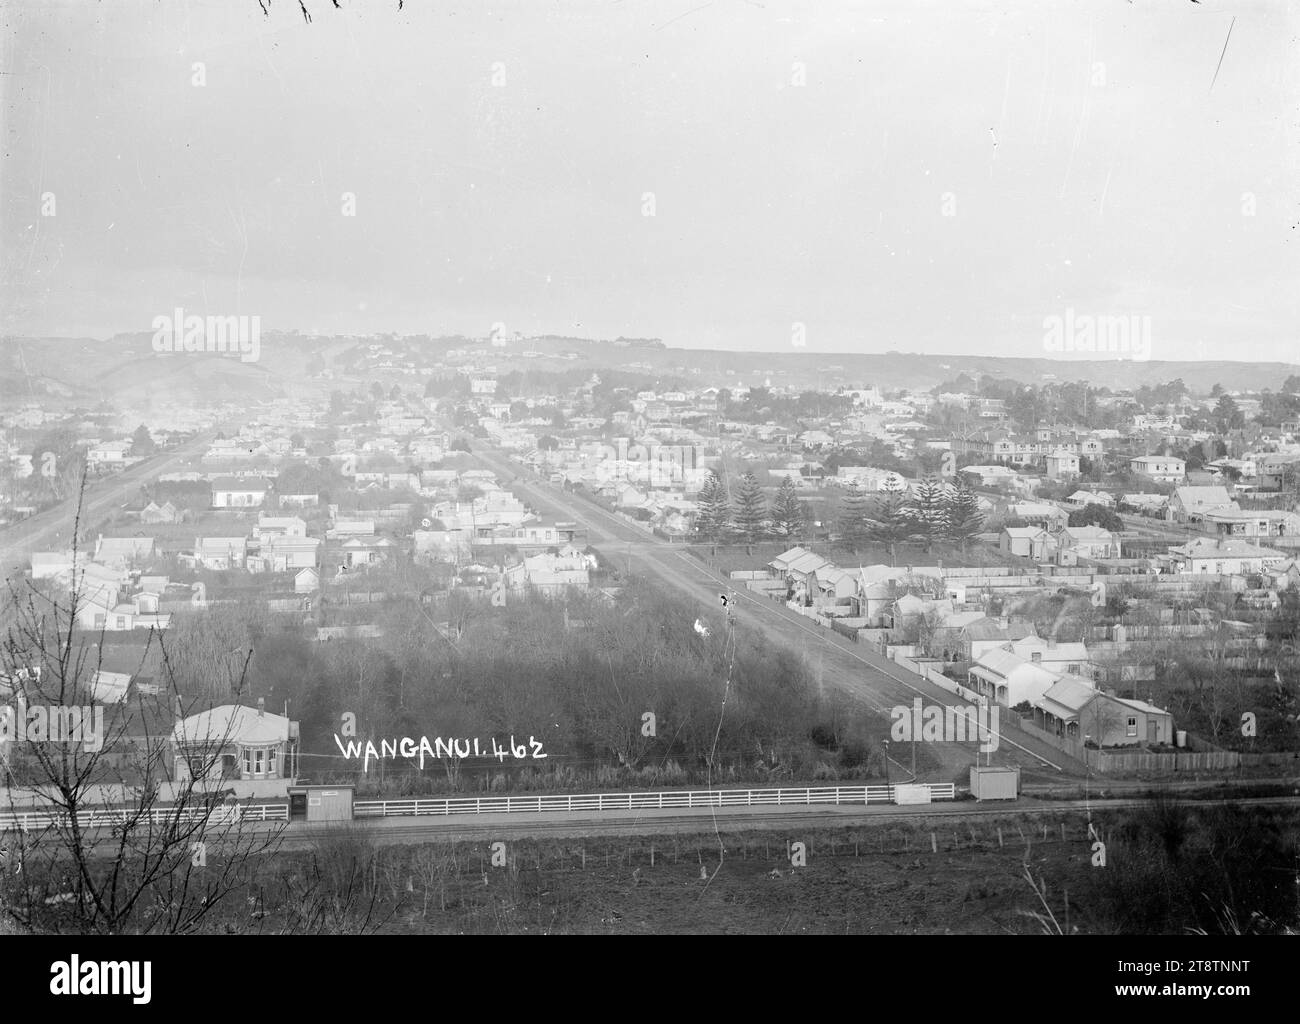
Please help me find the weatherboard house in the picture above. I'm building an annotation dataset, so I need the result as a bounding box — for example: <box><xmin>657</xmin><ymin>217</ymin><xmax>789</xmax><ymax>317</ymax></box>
<box><xmin>170</xmin><ymin>702</ymin><xmax>299</xmax><ymax>785</ymax></box>
<box><xmin>211</xmin><ymin>476</ymin><xmax>271</xmax><ymax>508</ymax></box>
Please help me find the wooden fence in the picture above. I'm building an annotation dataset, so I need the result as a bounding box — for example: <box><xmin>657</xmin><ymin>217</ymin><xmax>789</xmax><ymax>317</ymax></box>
<box><xmin>0</xmin><ymin>802</ymin><xmax>289</xmax><ymax>833</ymax></box>
<box><xmin>1003</xmin><ymin>713</ymin><xmax>1248</xmax><ymax>772</ymax></box>
<box><xmin>353</xmin><ymin>783</ymin><xmax>957</xmax><ymax>819</ymax></box>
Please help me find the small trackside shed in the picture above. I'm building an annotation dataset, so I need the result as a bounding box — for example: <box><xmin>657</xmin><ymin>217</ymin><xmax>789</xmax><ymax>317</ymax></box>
<box><xmin>288</xmin><ymin>784</ymin><xmax>354</xmax><ymax>822</ymax></box>
<box><xmin>970</xmin><ymin>766</ymin><xmax>1019</xmax><ymax>801</ymax></box>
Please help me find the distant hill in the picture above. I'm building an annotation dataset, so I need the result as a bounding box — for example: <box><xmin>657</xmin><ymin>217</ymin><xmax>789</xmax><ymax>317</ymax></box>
<box><xmin>2</xmin><ymin>333</ymin><xmax>1295</xmax><ymax>406</ymax></box>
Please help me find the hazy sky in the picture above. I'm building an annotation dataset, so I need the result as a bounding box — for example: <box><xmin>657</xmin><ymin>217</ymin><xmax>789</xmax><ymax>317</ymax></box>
<box><xmin>2</xmin><ymin>0</ymin><xmax>1297</xmax><ymax>361</ymax></box>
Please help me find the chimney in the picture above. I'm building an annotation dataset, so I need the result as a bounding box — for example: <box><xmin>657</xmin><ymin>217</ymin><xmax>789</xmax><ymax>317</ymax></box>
<box><xmin>257</xmin><ymin>698</ymin><xmax>265</xmax><ymax>717</ymax></box>
<box><xmin>173</xmin><ymin>695</ymin><xmax>183</xmax><ymax>719</ymax></box>
<box><xmin>998</xmin><ymin>615</ymin><xmax>1009</xmax><ymax>630</ymax></box>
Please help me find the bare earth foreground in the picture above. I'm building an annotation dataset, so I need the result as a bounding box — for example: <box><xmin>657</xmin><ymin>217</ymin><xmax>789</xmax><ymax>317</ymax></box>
<box><xmin>318</xmin><ymin>821</ymin><xmax>1120</xmax><ymax>934</ymax></box>
<box><xmin>245</xmin><ymin>803</ymin><xmax>1300</xmax><ymax>935</ymax></box>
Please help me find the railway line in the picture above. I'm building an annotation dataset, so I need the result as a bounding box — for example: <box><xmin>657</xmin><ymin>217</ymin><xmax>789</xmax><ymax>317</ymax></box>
<box><xmin>472</xmin><ymin>446</ymin><xmax>1079</xmax><ymax>779</ymax></box>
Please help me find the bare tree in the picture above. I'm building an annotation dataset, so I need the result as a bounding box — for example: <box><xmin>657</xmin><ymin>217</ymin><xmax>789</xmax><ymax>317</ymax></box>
<box><xmin>0</xmin><ymin>482</ymin><xmax>284</xmax><ymax>935</ymax></box>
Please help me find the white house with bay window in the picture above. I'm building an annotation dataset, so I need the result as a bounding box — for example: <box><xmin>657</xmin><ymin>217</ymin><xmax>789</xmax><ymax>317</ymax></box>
<box><xmin>170</xmin><ymin>702</ymin><xmax>299</xmax><ymax>785</ymax></box>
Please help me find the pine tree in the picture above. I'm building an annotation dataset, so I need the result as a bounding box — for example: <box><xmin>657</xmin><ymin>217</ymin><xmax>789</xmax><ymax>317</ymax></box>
<box><xmin>943</xmin><ymin>477</ymin><xmax>985</xmax><ymax>551</ymax></box>
<box><xmin>770</xmin><ymin>477</ymin><xmax>804</xmax><ymax>538</ymax></box>
<box><xmin>837</xmin><ymin>483</ymin><xmax>872</xmax><ymax>553</ymax></box>
<box><xmin>733</xmin><ymin>472</ymin><xmax>768</xmax><ymax>542</ymax></box>
<box><xmin>694</xmin><ymin>470</ymin><xmax>732</xmax><ymax>546</ymax></box>
<box><xmin>868</xmin><ymin>483</ymin><xmax>910</xmax><ymax>563</ymax></box>
<box><xmin>129</xmin><ymin>424</ymin><xmax>157</xmax><ymax>457</ymax></box>
<box><xmin>908</xmin><ymin>476</ymin><xmax>947</xmax><ymax>552</ymax></box>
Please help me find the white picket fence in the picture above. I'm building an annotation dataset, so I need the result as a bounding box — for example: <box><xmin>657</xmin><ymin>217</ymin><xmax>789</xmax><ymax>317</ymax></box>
<box><xmin>353</xmin><ymin>783</ymin><xmax>956</xmax><ymax>819</ymax></box>
<box><xmin>0</xmin><ymin>802</ymin><xmax>289</xmax><ymax>833</ymax></box>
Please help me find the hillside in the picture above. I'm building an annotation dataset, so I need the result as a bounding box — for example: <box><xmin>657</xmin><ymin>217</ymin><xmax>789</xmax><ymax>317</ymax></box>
<box><xmin>2</xmin><ymin>333</ymin><xmax>1296</xmax><ymax>407</ymax></box>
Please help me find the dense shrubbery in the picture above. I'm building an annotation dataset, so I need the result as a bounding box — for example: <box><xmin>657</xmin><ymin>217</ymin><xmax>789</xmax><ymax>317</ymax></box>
<box><xmin>198</xmin><ymin>578</ymin><xmax>896</xmax><ymax>794</ymax></box>
<box><xmin>1085</xmin><ymin>795</ymin><xmax>1300</xmax><ymax>934</ymax></box>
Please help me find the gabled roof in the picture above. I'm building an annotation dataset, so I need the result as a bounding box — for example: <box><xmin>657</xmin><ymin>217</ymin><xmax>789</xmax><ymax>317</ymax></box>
<box><xmin>962</xmin><ymin>616</ymin><xmax>1037</xmax><ymax>641</ymax></box>
<box><xmin>769</xmin><ymin>546</ymin><xmax>809</xmax><ymax>569</ymax></box>
<box><xmin>1012</xmin><ymin>636</ymin><xmax>1089</xmax><ymax>661</ymax></box>
<box><xmin>1035</xmin><ymin>677</ymin><xmax>1100</xmax><ymax>719</ymax></box>
<box><xmin>943</xmin><ymin>610</ymin><xmax>987</xmax><ymax>629</ymax></box>
<box><xmin>1172</xmin><ymin>485</ymin><xmax>1234</xmax><ymax>508</ymax></box>
<box><xmin>971</xmin><ymin>648</ymin><xmax>1063</xmax><ymax>687</ymax></box>
<box><xmin>1062</xmin><ymin>525</ymin><xmax>1113</xmax><ymax>541</ymax></box>
<box><xmin>1113</xmin><ymin>696</ymin><xmax>1170</xmax><ymax>717</ymax></box>
<box><xmin>786</xmin><ymin>552</ymin><xmax>830</xmax><ymax>576</ymax></box>
<box><xmin>813</xmin><ymin>565</ymin><xmax>855</xmax><ymax>588</ymax></box>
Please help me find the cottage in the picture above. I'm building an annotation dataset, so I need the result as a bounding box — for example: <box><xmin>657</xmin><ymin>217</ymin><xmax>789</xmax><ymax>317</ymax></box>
<box><xmin>1007</xmin><ymin>636</ymin><xmax>1091</xmax><ymax>677</ymax></box>
<box><xmin>933</xmin><ymin>616</ymin><xmax>1037</xmax><ymax>664</ymax></box>
<box><xmin>1007</xmin><ymin>502</ymin><xmax>1069</xmax><ymax>530</ymax></box>
<box><xmin>92</xmin><ymin>536</ymin><xmax>156</xmax><ymax>568</ymax></box>
<box><xmin>1121</xmin><ymin>493</ymin><xmax>1168</xmax><ymax>516</ymax></box>
<box><xmin>1045</xmin><ymin>451</ymin><xmax>1080</xmax><ymax>479</ymax></box>
<box><xmin>256</xmin><ymin>536</ymin><xmax>320</xmax><ymax>571</ymax></box>
<box><xmin>87</xmin><ymin>440</ymin><xmax>132</xmax><ymax>467</ymax></box>
<box><xmin>194</xmin><ymin>537</ymin><xmax>249</xmax><ymax>570</ymax></box>
<box><xmin>809</xmin><ymin>565</ymin><xmax>858</xmax><ymax>614</ymax></box>
<box><xmin>1169</xmin><ymin>486</ymin><xmax>1237</xmax><ymax>523</ymax></box>
<box><xmin>968</xmin><ymin>649</ymin><xmax>1068</xmax><ymax>708</ymax></box>
<box><xmin>255</xmin><ymin>515</ymin><xmax>307</xmax><ymax>539</ymax></box>
<box><xmin>140</xmin><ymin>501</ymin><xmax>185</xmax><ymax>524</ymax></box>
<box><xmin>211</xmin><ymin>476</ymin><xmax>270</xmax><ymax>508</ymax></box>
<box><xmin>1129</xmin><ymin>455</ymin><xmax>1185</xmax><ymax>484</ymax></box>
<box><xmin>1065</xmin><ymin>490</ymin><xmax>1114</xmax><ymax>508</ymax></box>
<box><xmin>1166</xmin><ymin>536</ymin><xmax>1285</xmax><ymax>575</ymax></box>
<box><xmin>331</xmin><ymin>518</ymin><xmax>376</xmax><ymax>538</ymax></box>
<box><xmin>1034</xmin><ymin>679</ymin><xmax>1172</xmax><ymax>747</ymax></box>
<box><xmin>342</xmin><ymin>536</ymin><xmax>396</xmax><ymax>568</ymax></box>
<box><xmin>1056</xmin><ymin>525</ymin><xmax>1120</xmax><ymax>565</ymax></box>
<box><xmin>171</xmin><ymin>702</ymin><xmax>299</xmax><ymax>783</ymax></box>
<box><xmin>1203</xmin><ymin>508</ymin><xmax>1300</xmax><ymax>539</ymax></box>
<box><xmin>768</xmin><ymin>547</ymin><xmax>811</xmax><ymax>575</ymax></box>
<box><xmin>1000</xmin><ymin>526</ymin><xmax>1054</xmax><ymax>561</ymax></box>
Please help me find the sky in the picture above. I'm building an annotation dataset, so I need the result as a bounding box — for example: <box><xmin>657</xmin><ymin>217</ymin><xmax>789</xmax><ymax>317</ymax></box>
<box><xmin>2</xmin><ymin>0</ymin><xmax>1297</xmax><ymax>361</ymax></box>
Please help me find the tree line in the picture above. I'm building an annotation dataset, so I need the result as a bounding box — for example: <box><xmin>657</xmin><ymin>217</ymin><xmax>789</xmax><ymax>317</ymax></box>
<box><xmin>692</xmin><ymin>470</ymin><xmax>985</xmax><ymax>555</ymax></box>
